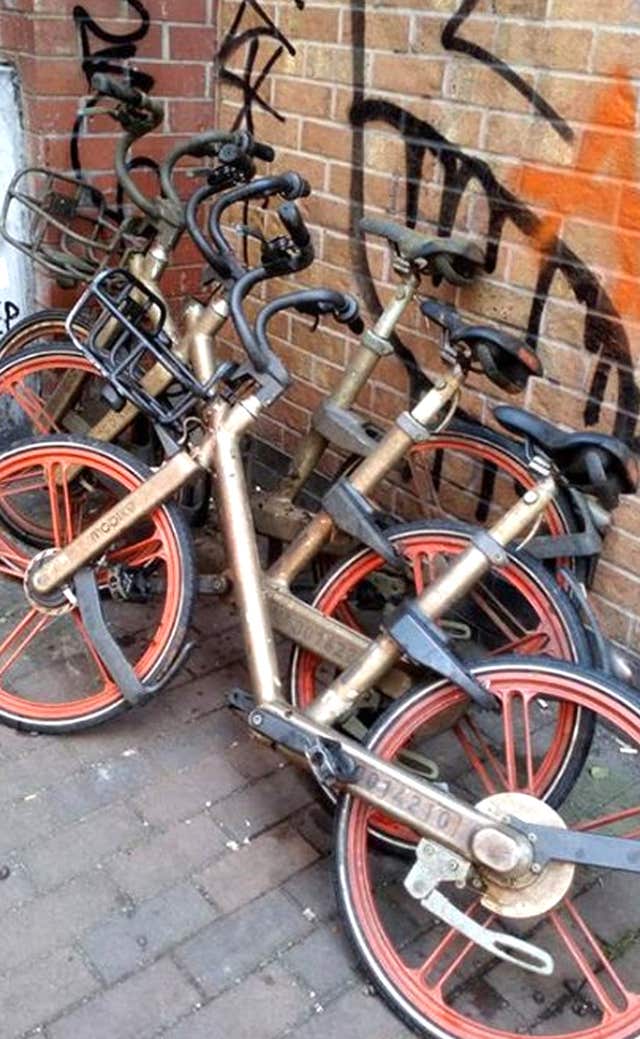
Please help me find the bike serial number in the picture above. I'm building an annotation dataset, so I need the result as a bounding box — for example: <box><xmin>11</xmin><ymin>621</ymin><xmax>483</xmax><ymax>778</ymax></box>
<box><xmin>354</xmin><ymin>764</ymin><xmax>462</xmax><ymax>840</ymax></box>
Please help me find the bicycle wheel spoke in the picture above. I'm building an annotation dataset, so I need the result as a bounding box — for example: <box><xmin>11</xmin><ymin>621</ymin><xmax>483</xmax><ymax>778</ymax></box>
<box><xmin>467</xmin><ymin>581</ymin><xmax>530</xmax><ymax>642</ymax></box>
<box><xmin>45</xmin><ymin>462</ymin><xmax>73</xmax><ymax>548</ymax></box>
<box><xmin>502</xmin><ymin>693</ymin><xmax>521</xmax><ymax>790</ymax></box>
<box><xmin>10</xmin><ymin>380</ymin><xmax>62</xmax><ymax>434</ymax></box>
<box><xmin>489</xmin><ymin>629</ymin><xmax>550</xmax><ymax>655</ymax></box>
<box><xmin>550</xmin><ymin>899</ymin><xmax>637</xmax><ymax>1017</ymax></box>
<box><xmin>107</xmin><ymin>535</ymin><xmax>165</xmax><ymax>569</ymax></box>
<box><xmin>575</xmin><ymin>803</ymin><xmax>640</xmax><ymax>837</ymax></box>
<box><xmin>415</xmin><ymin>898</ymin><xmax>488</xmax><ymax>993</ymax></box>
<box><xmin>453</xmin><ymin>715</ymin><xmax>507</xmax><ymax>793</ymax></box>
<box><xmin>0</xmin><ymin>608</ymin><xmax>53</xmax><ymax>679</ymax></box>
<box><xmin>0</xmin><ymin>471</ymin><xmax>48</xmax><ymax>498</ymax></box>
<box><xmin>0</xmin><ymin>532</ymin><xmax>29</xmax><ymax>579</ymax></box>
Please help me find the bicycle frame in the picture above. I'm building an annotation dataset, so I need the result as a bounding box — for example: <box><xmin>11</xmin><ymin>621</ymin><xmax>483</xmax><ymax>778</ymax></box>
<box><xmin>28</xmin><ymin>383</ymin><xmax>562</xmax><ymax>880</ymax></box>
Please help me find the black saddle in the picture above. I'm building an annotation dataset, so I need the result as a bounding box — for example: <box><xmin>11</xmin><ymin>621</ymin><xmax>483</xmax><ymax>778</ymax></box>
<box><xmin>494</xmin><ymin>405</ymin><xmax>638</xmax><ymax>508</ymax></box>
<box><xmin>359</xmin><ymin>217</ymin><xmax>484</xmax><ymax>286</ymax></box>
<box><xmin>420</xmin><ymin>299</ymin><xmax>542</xmax><ymax>394</ymax></box>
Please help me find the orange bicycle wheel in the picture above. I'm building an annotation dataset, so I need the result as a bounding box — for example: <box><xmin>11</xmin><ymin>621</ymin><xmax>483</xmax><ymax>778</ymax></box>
<box><xmin>0</xmin><ymin>436</ymin><xmax>195</xmax><ymax>731</ymax></box>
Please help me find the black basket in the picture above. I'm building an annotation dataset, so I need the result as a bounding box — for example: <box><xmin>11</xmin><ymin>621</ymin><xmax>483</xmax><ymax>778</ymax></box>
<box><xmin>0</xmin><ymin>168</ymin><xmax>145</xmax><ymax>286</ymax></box>
<box><xmin>67</xmin><ymin>268</ymin><xmax>221</xmax><ymax>426</ymax></box>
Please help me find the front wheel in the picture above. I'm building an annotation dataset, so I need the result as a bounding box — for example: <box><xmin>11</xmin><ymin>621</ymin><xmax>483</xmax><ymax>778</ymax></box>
<box><xmin>335</xmin><ymin>657</ymin><xmax>640</xmax><ymax>1039</ymax></box>
<box><xmin>0</xmin><ymin>436</ymin><xmax>196</xmax><ymax>732</ymax></box>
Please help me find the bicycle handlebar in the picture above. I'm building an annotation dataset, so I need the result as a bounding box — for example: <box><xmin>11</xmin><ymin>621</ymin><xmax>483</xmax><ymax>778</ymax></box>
<box><xmin>208</xmin><ymin>172</ymin><xmax>310</xmax><ymax>256</ymax></box>
<box><xmin>277</xmin><ymin>200</ymin><xmax>311</xmax><ymax>250</ymax></box>
<box><xmin>91</xmin><ymin>73</ymin><xmax>164</xmax><ymax>122</ymax></box>
<box><xmin>257</xmin><ymin>289</ymin><xmax>363</xmax><ymax>350</ymax></box>
<box><xmin>160</xmin><ymin>130</ymin><xmax>275</xmax><ymax>206</ymax></box>
<box><xmin>228</xmin><ymin>224</ymin><xmax>316</xmax><ymax>377</ymax></box>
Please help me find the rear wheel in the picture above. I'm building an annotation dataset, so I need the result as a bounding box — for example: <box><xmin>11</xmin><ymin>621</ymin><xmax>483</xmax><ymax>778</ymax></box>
<box><xmin>0</xmin><ymin>436</ymin><xmax>196</xmax><ymax>732</ymax></box>
<box><xmin>289</xmin><ymin>521</ymin><xmax>593</xmax><ymax>839</ymax></box>
<box><xmin>335</xmin><ymin>657</ymin><xmax>640</xmax><ymax>1039</ymax></box>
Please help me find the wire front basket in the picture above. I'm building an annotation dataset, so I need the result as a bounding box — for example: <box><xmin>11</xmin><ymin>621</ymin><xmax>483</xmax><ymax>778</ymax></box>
<box><xmin>67</xmin><ymin>268</ymin><xmax>224</xmax><ymax>427</ymax></box>
<box><xmin>0</xmin><ymin>168</ymin><xmax>146</xmax><ymax>286</ymax></box>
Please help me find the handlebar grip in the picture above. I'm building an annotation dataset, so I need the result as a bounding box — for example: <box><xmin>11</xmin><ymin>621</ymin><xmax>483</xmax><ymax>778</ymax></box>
<box><xmin>91</xmin><ymin>73</ymin><xmax>163</xmax><ymax>121</ymax></box>
<box><xmin>250</xmin><ymin>141</ymin><xmax>275</xmax><ymax>163</ymax></box>
<box><xmin>92</xmin><ymin>73</ymin><xmax>143</xmax><ymax>105</ymax></box>
<box><xmin>277</xmin><ymin>201</ymin><xmax>310</xmax><ymax>249</ymax></box>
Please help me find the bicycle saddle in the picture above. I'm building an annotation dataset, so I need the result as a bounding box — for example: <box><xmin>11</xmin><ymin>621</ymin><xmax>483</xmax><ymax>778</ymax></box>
<box><xmin>494</xmin><ymin>405</ymin><xmax>639</xmax><ymax>507</ymax></box>
<box><xmin>360</xmin><ymin>216</ymin><xmax>484</xmax><ymax>286</ymax></box>
<box><xmin>420</xmin><ymin>298</ymin><xmax>542</xmax><ymax>393</ymax></box>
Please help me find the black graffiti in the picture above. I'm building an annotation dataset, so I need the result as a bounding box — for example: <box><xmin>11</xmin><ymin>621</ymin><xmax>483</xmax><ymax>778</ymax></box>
<box><xmin>70</xmin><ymin>2</ymin><xmax>155</xmax><ymax>210</ymax></box>
<box><xmin>442</xmin><ymin>1</ymin><xmax>573</xmax><ymax>143</ymax></box>
<box><xmin>214</xmin><ymin>0</ymin><xmax>302</xmax><ymax>133</ymax></box>
<box><xmin>348</xmin><ymin>4</ymin><xmax>638</xmax><ymax>449</ymax></box>
<box><xmin>1</xmin><ymin>300</ymin><xmax>20</xmax><ymax>335</ymax></box>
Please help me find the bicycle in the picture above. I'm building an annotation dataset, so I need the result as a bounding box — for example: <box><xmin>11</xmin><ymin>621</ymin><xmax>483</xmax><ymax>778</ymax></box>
<box><xmin>0</xmin><ymin>178</ymin><xmax>600</xmax><ymax>591</ymax></box>
<box><xmin>6</xmin><ymin>245</ymin><xmax>640</xmax><ymax>1039</ymax></box>
<box><xmin>0</xmin><ymin>73</ymin><xmax>275</xmax><ymax>453</ymax></box>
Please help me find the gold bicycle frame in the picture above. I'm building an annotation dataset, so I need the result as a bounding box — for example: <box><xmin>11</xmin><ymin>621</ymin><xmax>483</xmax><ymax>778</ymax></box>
<box><xmin>28</xmin><ymin>385</ymin><xmax>557</xmax><ymax>879</ymax></box>
<box><xmin>50</xmin><ymin>253</ymin><xmax>427</xmax><ymax>549</ymax></box>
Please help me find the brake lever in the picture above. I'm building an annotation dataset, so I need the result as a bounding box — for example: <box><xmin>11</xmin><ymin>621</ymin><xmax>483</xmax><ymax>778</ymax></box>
<box><xmin>77</xmin><ymin>104</ymin><xmax>117</xmax><ymax>119</ymax></box>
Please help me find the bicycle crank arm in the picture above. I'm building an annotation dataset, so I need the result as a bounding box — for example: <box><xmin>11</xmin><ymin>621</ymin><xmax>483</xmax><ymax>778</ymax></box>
<box><xmin>515</xmin><ymin>821</ymin><xmax>640</xmax><ymax>874</ymax></box>
<box><xmin>244</xmin><ymin>700</ymin><xmax>534</xmax><ymax>877</ymax></box>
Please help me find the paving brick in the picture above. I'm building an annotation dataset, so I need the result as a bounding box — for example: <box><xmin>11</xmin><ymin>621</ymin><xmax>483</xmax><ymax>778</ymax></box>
<box><xmin>163</xmin><ymin>673</ymin><xmax>227</xmax><ymax>722</ymax></box>
<box><xmin>47</xmin><ymin>957</ymin><xmax>199</xmax><ymax>1039</ymax></box>
<box><xmin>290</xmin><ymin>983</ymin><xmax>417</xmax><ymax>1038</ymax></box>
<box><xmin>175</xmin><ymin>889</ymin><xmax>313</xmax><ymax>996</ymax></box>
<box><xmin>52</xmin><ymin>752</ymin><xmax>155</xmax><ymax>824</ymax></box>
<box><xmin>224</xmin><ymin>733</ymin><xmax>282</xmax><ymax>781</ymax></box>
<box><xmin>163</xmin><ymin>965</ymin><xmax>310</xmax><ymax>1039</ymax></box>
<box><xmin>283</xmin><ymin>859</ymin><xmax>337</xmax><ymax>922</ymax></box>
<box><xmin>282</xmin><ymin>923</ymin><xmax>358</xmax><ymax>999</ymax></box>
<box><xmin>0</xmin><ymin>873</ymin><xmax>118</xmax><ymax>975</ymax></box>
<box><xmin>211</xmin><ymin>765</ymin><xmax>316</xmax><ymax>841</ymax></box>
<box><xmin>144</xmin><ymin>719</ymin><xmax>230</xmax><ymax>772</ymax></box>
<box><xmin>184</xmin><ymin>626</ymin><xmax>245</xmax><ymax>675</ymax></box>
<box><xmin>133</xmin><ymin>755</ymin><xmax>246</xmax><ymax>827</ymax></box>
<box><xmin>68</xmin><ymin>703</ymin><xmax>177</xmax><ymax>765</ymax></box>
<box><xmin>195</xmin><ymin>821</ymin><xmax>319</xmax><ymax>913</ymax></box>
<box><xmin>0</xmin><ymin>739</ymin><xmax>82</xmax><ymax>805</ymax></box>
<box><xmin>0</xmin><ymin>946</ymin><xmax>98</xmax><ymax>1038</ymax></box>
<box><xmin>22</xmin><ymin>804</ymin><xmax>146</xmax><ymax>890</ymax></box>
<box><xmin>107</xmin><ymin>814</ymin><xmax>227</xmax><ymax>900</ymax></box>
<box><xmin>0</xmin><ymin>863</ymin><xmax>36</xmax><ymax>914</ymax></box>
<box><xmin>290</xmin><ymin>800</ymin><xmax>335</xmax><ymax>855</ymax></box>
<box><xmin>0</xmin><ymin>790</ymin><xmax>62</xmax><ymax>856</ymax></box>
<box><xmin>80</xmin><ymin>881</ymin><xmax>216</xmax><ymax>984</ymax></box>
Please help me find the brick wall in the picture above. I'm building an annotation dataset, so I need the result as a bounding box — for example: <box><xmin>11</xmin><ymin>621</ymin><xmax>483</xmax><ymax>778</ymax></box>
<box><xmin>0</xmin><ymin>0</ymin><xmax>218</xmax><ymax>311</ymax></box>
<box><xmin>1</xmin><ymin>2</ymin><xmax>640</xmax><ymax>649</ymax></box>
<box><xmin>216</xmin><ymin>0</ymin><xmax>640</xmax><ymax>651</ymax></box>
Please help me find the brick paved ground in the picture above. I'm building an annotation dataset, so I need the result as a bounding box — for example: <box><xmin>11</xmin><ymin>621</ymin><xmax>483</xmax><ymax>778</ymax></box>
<box><xmin>0</xmin><ymin>582</ymin><xmax>417</xmax><ymax>1039</ymax></box>
<box><xmin>2</xmin><ymin>563</ymin><xmax>640</xmax><ymax>1039</ymax></box>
